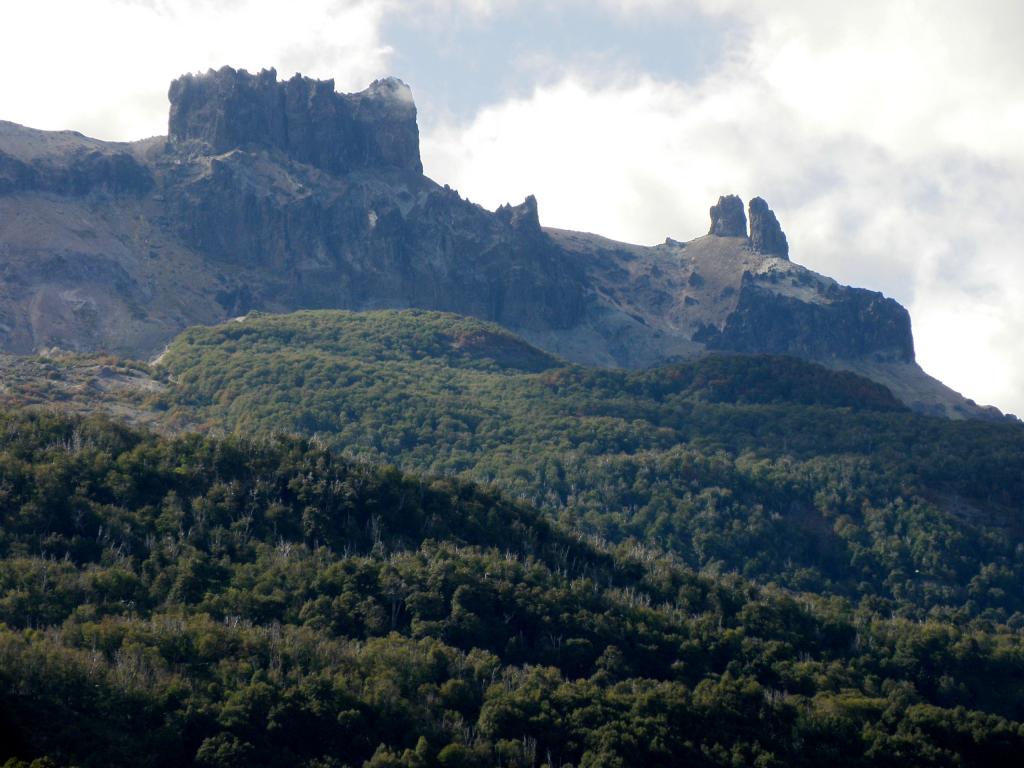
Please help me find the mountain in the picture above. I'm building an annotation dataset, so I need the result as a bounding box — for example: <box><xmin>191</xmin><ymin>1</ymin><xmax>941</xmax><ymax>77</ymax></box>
<box><xmin>5</xmin><ymin>65</ymin><xmax>1024</xmax><ymax>768</ymax></box>
<box><xmin>0</xmin><ymin>66</ymin><xmax>1002</xmax><ymax>420</ymax></box>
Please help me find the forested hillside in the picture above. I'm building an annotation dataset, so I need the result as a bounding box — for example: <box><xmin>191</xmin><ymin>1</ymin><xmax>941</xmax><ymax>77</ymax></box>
<box><xmin>152</xmin><ymin>311</ymin><xmax>1024</xmax><ymax>618</ymax></box>
<box><xmin>2</xmin><ymin>410</ymin><xmax>1024</xmax><ymax>767</ymax></box>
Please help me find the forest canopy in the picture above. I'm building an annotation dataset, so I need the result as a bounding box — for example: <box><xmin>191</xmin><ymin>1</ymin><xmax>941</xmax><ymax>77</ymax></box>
<box><xmin>2</xmin><ymin>309</ymin><xmax>1024</xmax><ymax>767</ymax></box>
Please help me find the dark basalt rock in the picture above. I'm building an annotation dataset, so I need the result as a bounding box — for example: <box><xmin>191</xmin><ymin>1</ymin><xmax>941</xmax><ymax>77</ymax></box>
<box><xmin>748</xmin><ymin>197</ymin><xmax>789</xmax><ymax>259</ymax></box>
<box><xmin>59</xmin><ymin>150</ymin><xmax>154</xmax><ymax>196</ymax></box>
<box><xmin>165</xmin><ymin>146</ymin><xmax>584</xmax><ymax>331</ymax></box>
<box><xmin>708</xmin><ymin>194</ymin><xmax>747</xmax><ymax>237</ymax></box>
<box><xmin>0</xmin><ymin>147</ymin><xmax>152</xmax><ymax>197</ymax></box>
<box><xmin>168</xmin><ymin>66</ymin><xmax>422</xmax><ymax>175</ymax></box>
<box><xmin>0</xmin><ymin>150</ymin><xmax>35</xmax><ymax>194</ymax></box>
<box><xmin>496</xmin><ymin>195</ymin><xmax>541</xmax><ymax>233</ymax></box>
<box><xmin>696</xmin><ymin>276</ymin><xmax>915</xmax><ymax>363</ymax></box>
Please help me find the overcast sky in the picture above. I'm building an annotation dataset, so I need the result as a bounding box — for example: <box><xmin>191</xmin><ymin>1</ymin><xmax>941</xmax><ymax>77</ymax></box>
<box><xmin>3</xmin><ymin>0</ymin><xmax>1022</xmax><ymax>415</ymax></box>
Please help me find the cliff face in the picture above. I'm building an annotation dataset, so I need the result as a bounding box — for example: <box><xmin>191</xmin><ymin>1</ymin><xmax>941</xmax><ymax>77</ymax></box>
<box><xmin>160</xmin><ymin>68</ymin><xmax>583</xmax><ymax>332</ymax></box>
<box><xmin>699</xmin><ymin>278</ymin><xmax>914</xmax><ymax>362</ymax></box>
<box><xmin>0</xmin><ymin>68</ymin><xmax>996</xmax><ymax>418</ymax></box>
<box><xmin>0</xmin><ymin>137</ymin><xmax>152</xmax><ymax>196</ymax></box>
<box><xmin>748</xmin><ymin>197</ymin><xmax>788</xmax><ymax>259</ymax></box>
<box><xmin>168</xmin><ymin>67</ymin><xmax>422</xmax><ymax>175</ymax></box>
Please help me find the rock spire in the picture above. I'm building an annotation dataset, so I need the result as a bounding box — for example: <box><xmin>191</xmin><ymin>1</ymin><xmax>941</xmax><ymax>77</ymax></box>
<box><xmin>748</xmin><ymin>197</ymin><xmax>789</xmax><ymax>259</ymax></box>
<box><xmin>708</xmin><ymin>194</ymin><xmax>747</xmax><ymax>237</ymax></box>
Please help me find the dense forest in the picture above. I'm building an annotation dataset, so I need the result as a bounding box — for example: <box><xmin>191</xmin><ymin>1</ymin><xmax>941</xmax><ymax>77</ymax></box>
<box><xmin>154</xmin><ymin>311</ymin><xmax>1024</xmax><ymax>617</ymax></box>
<box><xmin>2</xmin><ymin>309</ymin><xmax>1024</xmax><ymax>766</ymax></box>
<box><xmin>1</xmin><ymin>409</ymin><xmax>1024</xmax><ymax>767</ymax></box>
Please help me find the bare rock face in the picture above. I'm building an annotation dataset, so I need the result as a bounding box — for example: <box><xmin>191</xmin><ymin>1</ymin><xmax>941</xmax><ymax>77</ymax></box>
<box><xmin>168</xmin><ymin>66</ymin><xmax>422</xmax><ymax>175</ymax></box>
<box><xmin>748</xmin><ymin>197</ymin><xmax>789</xmax><ymax>259</ymax></box>
<box><xmin>708</xmin><ymin>194</ymin><xmax>747</xmax><ymax>237</ymax></box>
<box><xmin>496</xmin><ymin>195</ymin><xmax>541</xmax><ymax>232</ymax></box>
<box><xmin>696</xmin><ymin>278</ymin><xmax>914</xmax><ymax>362</ymax></box>
<box><xmin>0</xmin><ymin>126</ymin><xmax>152</xmax><ymax>197</ymax></box>
<box><xmin>161</xmin><ymin>71</ymin><xmax>582</xmax><ymax>333</ymax></box>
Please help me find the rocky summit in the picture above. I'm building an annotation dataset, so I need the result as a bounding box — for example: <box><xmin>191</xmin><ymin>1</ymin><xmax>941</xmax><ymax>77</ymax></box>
<box><xmin>0</xmin><ymin>66</ymin><xmax>1001</xmax><ymax>419</ymax></box>
<box><xmin>168</xmin><ymin>67</ymin><xmax>422</xmax><ymax>175</ymax></box>
<box><xmin>748</xmin><ymin>197</ymin><xmax>788</xmax><ymax>258</ymax></box>
<box><xmin>708</xmin><ymin>194</ymin><xmax>747</xmax><ymax>237</ymax></box>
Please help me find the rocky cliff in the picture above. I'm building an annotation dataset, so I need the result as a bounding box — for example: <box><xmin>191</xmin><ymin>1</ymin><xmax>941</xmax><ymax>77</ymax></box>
<box><xmin>0</xmin><ymin>131</ymin><xmax>152</xmax><ymax>196</ymax></box>
<box><xmin>0</xmin><ymin>67</ymin><xmax>1001</xmax><ymax>419</ymax></box>
<box><xmin>168</xmin><ymin>67</ymin><xmax>422</xmax><ymax>174</ymax></box>
<box><xmin>748</xmin><ymin>197</ymin><xmax>788</xmax><ymax>258</ymax></box>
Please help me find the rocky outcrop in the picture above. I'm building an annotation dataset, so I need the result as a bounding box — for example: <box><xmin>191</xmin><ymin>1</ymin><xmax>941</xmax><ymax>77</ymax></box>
<box><xmin>0</xmin><ymin>149</ymin><xmax>34</xmax><ymax>194</ymax></box>
<box><xmin>168</xmin><ymin>66</ymin><xmax>422</xmax><ymax>175</ymax></box>
<box><xmin>0</xmin><ymin>144</ymin><xmax>152</xmax><ymax>197</ymax></box>
<box><xmin>708</xmin><ymin>194</ymin><xmax>747</xmax><ymax>237</ymax></box>
<box><xmin>748</xmin><ymin>197</ymin><xmax>788</xmax><ymax>259</ymax></box>
<box><xmin>496</xmin><ymin>195</ymin><xmax>541</xmax><ymax>233</ymax></box>
<box><xmin>696</xmin><ymin>276</ymin><xmax>915</xmax><ymax>363</ymax></box>
<box><xmin>163</xmin><ymin>145</ymin><xmax>585</xmax><ymax>331</ymax></box>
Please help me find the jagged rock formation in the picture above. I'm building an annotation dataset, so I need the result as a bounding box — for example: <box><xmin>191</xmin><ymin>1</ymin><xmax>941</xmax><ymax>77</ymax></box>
<box><xmin>696</xmin><ymin>280</ymin><xmax>913</xmax><ymax>361</ymax></box>
<box><xmin>748</xmin><ymin>196</ymin><xmax>789</xmax><ymax>259</ymax></box>
<box><xmin>0</xmin><ymin>67</ymin><xmax>1000</xmax><ymax>419</ymax></box>
<box><xmin>168</xmin><ymin>66</ymin><xmax>422</xmax><ymax>174</ymax></box>
<box><xmin>495</xmin><ymin>194</ymin><xmax>541</xmax><ymax>231</ymax></box>
<box><xmin>708</xmin><ymin>194</ymin><xmax>747</xmax><ymax>237</ymax></box>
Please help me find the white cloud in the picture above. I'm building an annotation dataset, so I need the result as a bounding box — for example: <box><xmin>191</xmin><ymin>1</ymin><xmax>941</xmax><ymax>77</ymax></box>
<box><xmin>741</xmin><ymin>1</ymin><xmax>1024</xmax><ymax>162</ymax></box>
<box><xmin>409</xmin><ymin>0</ymin><xmax>508</xmax><ymax>16</ymax></box>
<box><xmin>424</xmin><ymin>77</ymin><xmax>745</xmax><ymax>243</ymax></box>
<box><xmin>1</xmin><ymin>0</ymin><xmax>392</xmax><ymax>140</ymax></box>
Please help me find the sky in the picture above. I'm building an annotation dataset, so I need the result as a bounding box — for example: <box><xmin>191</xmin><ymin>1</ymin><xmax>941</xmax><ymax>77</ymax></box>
<box><xmin>2</xmin><ymin>0</ymin><xmax>1022</xmax><ymax>415</ymax></box>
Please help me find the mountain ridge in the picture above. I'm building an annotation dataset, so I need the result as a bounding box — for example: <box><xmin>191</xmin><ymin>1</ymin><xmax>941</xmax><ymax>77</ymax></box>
<box><xmin>0</xmin><ymin>66</ymin><xmax>1004</xmax><ymax>420</ymax></box>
